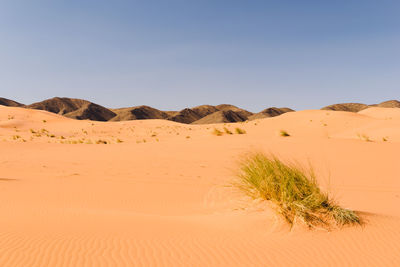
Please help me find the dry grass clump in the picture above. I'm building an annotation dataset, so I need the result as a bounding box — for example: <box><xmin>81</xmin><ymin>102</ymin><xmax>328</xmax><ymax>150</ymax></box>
<box><xmin>213</xmin><ymin>128</ymin><xmax>223</xmax><ymax>136</ymax></box>
<box><xmin>357</xmin><ymin>133</ymin><xmax>372</xmax><ymax>142</ymax></box>
<box><xmin>280</xmin><ymin>130</ymin><xmax>290</xmax><ymax>137</ymax></box>
<box><xmin>237</xmin><ymin>153</ymin><xmax>360</xmax><ymax>229</ymax></box>
<box><xmin>235</xmin><ymin>128</ymin><xmax>246</xmax><ymax>134</ymax></box>
<box><xmin>224</xmin><ymin>127</ymin><xmax>233</xmax><ymax>135</ymax></box>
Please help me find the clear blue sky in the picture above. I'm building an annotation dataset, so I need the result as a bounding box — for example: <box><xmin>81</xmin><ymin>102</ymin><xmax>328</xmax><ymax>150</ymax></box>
<box><xmin>0</xmin><ymin>0</ymin><xmax>399</xmax><ymax>111</ymax></box>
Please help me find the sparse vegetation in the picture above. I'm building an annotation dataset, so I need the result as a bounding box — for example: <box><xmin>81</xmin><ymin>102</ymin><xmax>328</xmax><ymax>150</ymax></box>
<box><xmin>96</xmin><ymin>139</ymin><xmax>108</xmax><ymax>144</ymax></box>
<box><xmin>235</xmin><ymin>128</ymin><xmax>246</xmax><ymax>134</ymax></box>
<box><xmin>237</xmin><ymin>153</ymin><xmax>360</xmax><ymax>229</ymax></box>
<box><xmin>213</xmin><ymin>128</ymin><xmax>223</xmax><ymax>136</ymax></box>
<box><xmin>280</xmin><ymin>130</ymin><xmax>290</xmax><ymax>137</ymax></box>
<box><xmin>224</xmin><ymin>127</ymin><xmax>233</xmax><ymax>135</ymax></box>
<box><xmin>357</xmin><ymin>133</ymin><xmax>372</xmax><ymax>142</ymax></box>
<box><xmin>116</xmin><ymin>138</ymin><xmax>123</xmax><ymax>143</ymax></box>
<box><xmin>382</xmin><ymin>137</ymin><xmax>388</xmax><ymax>142</ymax></box>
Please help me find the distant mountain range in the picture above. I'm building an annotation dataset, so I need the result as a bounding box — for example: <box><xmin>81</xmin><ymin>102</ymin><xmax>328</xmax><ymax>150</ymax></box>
<box><xmin>1</xmin><ymin>97</ymin><xmax>399</xmax><ymax>123</ymax></box>
<box><xmin>321</xmin><ymin>100</ymin><xmax>400</xmax><ymax>112</ymax></box>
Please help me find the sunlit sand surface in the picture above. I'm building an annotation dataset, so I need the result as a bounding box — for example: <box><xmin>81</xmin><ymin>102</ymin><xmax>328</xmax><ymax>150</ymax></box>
<box><xmin>1</xmin><ymin>105</ymin><xmax>399</xmax><ymax>266</ymax></box>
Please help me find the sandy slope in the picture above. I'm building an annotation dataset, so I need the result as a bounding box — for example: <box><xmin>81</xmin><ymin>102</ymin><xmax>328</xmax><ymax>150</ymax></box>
<box><xmin>0</xmin><ymin>105</ymin><xmax>399</xmax><ymax>266</ymax></box>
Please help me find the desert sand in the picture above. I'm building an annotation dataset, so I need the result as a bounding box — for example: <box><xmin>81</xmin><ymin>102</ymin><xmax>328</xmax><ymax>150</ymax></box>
<box><xmin>0</xmin><ymin>105</ymin><xmax>399</xmax><ymax>266</ymax></box>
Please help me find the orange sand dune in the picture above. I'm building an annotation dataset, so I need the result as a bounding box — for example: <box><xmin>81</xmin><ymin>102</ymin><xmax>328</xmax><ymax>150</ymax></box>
<box><xmin>0</xmin><ymin>105</ymin><xmax>399</xmax><ymax>266</ymax></box>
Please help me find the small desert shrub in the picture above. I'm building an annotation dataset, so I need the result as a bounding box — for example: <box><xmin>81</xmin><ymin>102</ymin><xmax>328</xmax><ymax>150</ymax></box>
<box><xmin>116</xmin><ymin>138</ymin><xmax>123</xmax><ymax>143</ymax></box>
<box><xmin>235</xmin><ymin>128</ymin><xmax>246</xmax><ymax>134</ymax></box>
<box><xmin>186</xmin><ymin>136</ymin><xmax>191</xmax><ymax>139</ymax></box>
<box><xmin>96</xmin><ymin>139</ymin><xmax>108</xmax><ymax>144</ymax></box>
<box><xmin>280</xmin><ymin>130</ymin><xmax>290</xmax><ymax>137</ymax></box>
<box><xmin>357</xmin><ymin>133</ymin><xmax>372</xmax><ymax>142</ymax></box>
<box><xmin>382</xmin><ymin>137</ymin><xmax>388</xmax><ymax>142</ymax></box>
<box><xmin>213</xmin><ymin>128</ymin><xmax>223</xmax><ymax>136</ymax></box>
<box><xmin>237</xmin><ymin>153</ymin><xmax>360</xmax><ymax>229</ymax></box>
<box><xmin>224</xmin><ymin>127</ymin><xmax>233</xmax><ymax>135</ymax></box>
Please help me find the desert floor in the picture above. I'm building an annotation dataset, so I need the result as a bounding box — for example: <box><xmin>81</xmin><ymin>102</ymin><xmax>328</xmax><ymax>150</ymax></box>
<box><xmin>0</xmin><ymin>105</ymin><xmax>399</xmax><ymax>266</ymax></box>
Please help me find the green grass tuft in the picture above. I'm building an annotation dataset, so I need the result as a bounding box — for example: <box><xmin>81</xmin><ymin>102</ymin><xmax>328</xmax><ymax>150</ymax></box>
<box><xmin>235</xmin><ymin>128</ymin><xmax>246</xmax><ymax>134</ymax></box>
<box><xmin>213</xmin><ymin>128</ymin><xmax>223</xmax><ymax>136</ymax></box>
<box><xmin>357</xmin><ymin>133</ymin><xmax>372</xmax><ymax>142</ymax></box>
<box><xmin>237</xmin><ymin>153</ymin><xmax>360</xmax><ymax>229</ymax></box>
<box><xmin>280</xmin><ymin>130</ymin><xmax>290</xmax><ymax>137</ymax></box>
<box><xmin>224</xmin><ymin>127</ymin><xmax>233</xmax><ymax>135</ymax></box>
